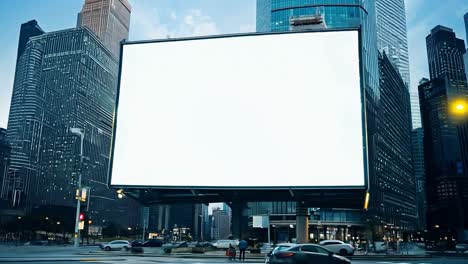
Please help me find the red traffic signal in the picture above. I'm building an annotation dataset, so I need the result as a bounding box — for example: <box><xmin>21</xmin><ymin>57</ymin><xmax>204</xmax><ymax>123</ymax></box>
<box><xmin>79</xmin><ymin>213</ymin><xmax>84</xmax><ymax>221</ymax></box>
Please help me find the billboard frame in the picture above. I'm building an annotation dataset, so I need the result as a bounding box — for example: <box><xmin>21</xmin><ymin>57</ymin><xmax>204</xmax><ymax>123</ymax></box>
<box><xmin>107</xmin><ymin>27</ymin><xmax>369</xmax><ymax>195</ymax></box>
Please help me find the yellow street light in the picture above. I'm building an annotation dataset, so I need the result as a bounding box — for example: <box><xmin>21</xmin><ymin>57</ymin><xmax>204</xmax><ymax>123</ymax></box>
<box><xmin>451</xmin><ymin>99</ymin><xmax>468</xmax><ymax>116</ymax></box>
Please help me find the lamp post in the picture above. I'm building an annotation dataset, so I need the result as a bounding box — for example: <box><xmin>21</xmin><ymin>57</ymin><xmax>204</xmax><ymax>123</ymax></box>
<box><xmin>450</xmin><ymin>99</ymin><xmax>467</xmax><ymax>242</ymax></box>
<box><xmin>70</xmin><ymin>127</ymin><xmax>84</xmax><ymax>248</ymax></box>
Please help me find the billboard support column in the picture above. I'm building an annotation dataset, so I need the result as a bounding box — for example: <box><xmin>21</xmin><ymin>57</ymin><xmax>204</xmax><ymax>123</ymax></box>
<box><xmin>296</xmin><ymin>203</ymin><xmax>309</xmax><ymax>243</ymax></box>
<box><xmin>230</xmin><ymin>201</ymin><xmax>248</xmax><ymax>239</ymax></box>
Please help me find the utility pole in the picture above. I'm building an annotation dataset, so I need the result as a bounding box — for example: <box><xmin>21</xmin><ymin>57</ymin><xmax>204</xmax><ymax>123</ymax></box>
<box><xmin>70</xmin><ymin>128</ymin><xmax>84</xmax><ymax>248</ymax></box>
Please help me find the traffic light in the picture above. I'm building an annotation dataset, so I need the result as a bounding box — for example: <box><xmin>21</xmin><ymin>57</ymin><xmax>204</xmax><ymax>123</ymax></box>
<box><xmin>79</xmin><ymin>213</ymin><xmax>85</xmax><ymax>221</ymax></box>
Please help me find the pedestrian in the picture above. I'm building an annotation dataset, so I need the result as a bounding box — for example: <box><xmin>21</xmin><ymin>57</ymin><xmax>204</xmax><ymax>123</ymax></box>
<box><xmin>227</xmin><ymin>243</ymin><xmax>236</xmax><ymax>261</ymax></box>
<box><xmin>238</xmin><ymin>238</ymin><xmax>248</xmax><ymax>261</ymax></box>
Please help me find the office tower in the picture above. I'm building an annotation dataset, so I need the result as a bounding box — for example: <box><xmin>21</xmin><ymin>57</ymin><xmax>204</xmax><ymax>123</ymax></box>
<box><xmin>374</xmin><ymin>0</ymin><xmax>418</xmax><ymax>129</ymax></box>
<box><xmin>464</xmin><ymin>12</ymin><xmax>468</xmax><ymax>86</ymax></box>
<box><xmin>419</xmin><ymin>78</ymin><xmax>468</xmax><ymax>239</ymax></box>
<box><xmin>420</xmin><ymin>25</ymin><xmax>468</xmax><ymax>239</ymax></box>
<box><xmin>211</xmin><ymin>208</ymin><xmax>231</xmax><ymax>240</ymax></box>
<box><xmin>77</xmin><ymin>0</ymin><xmax>131</xmax><ymax>58</ymax></box>
<box><xmin>426</xmin><ymin>26</ymin><xmax>466</xmax><ymax>81</ymax></box>
<box><xmin>464</xmin><ymin>12</ymin><xmax>468</xmax><ymax>43</ymax></box>
<box><xmin>6</xmin><ymin>23</ymin><xmax>139</xmax><ymax>227</ymax></box>
<box><xmin>375</xmin><ymin>0</ymin><xmax>410</xmax><ymax>85</ymax></box>
<box><xmin>256</xmin><ymin>0</ymin><xmax>421</xmax><ymax>242</ymax></box>
<box><xmin>0</xmin><ymin>128</ymin><xmax>11</xmax><ymax>207</ymax></box>
<box><xmin>411</xmin><ymin>127</ymin><xmax>426</xmax><ymax>230</ymax></box>
<box><xmin>378</xmin><ymin>52</ymin><xmax>417</xmax><ymax>231</ymax></box>
<box><xmin>16</xmin><ymin>20</ymin><xmax>45</xmax><ymax>63</ymax></box>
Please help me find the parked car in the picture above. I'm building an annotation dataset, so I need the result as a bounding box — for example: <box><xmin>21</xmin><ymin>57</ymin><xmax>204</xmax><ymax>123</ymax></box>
<box><xmin>456</xmin><ymin>242</ymin><xmax>468</xmax><ymax>253</ymax></box>
<box><xmin>266</xmin><ymin>244</ymin><xmax>351</xmax><ymax>264</ymax></box>
<box><xmin>100</xmin><ymin>240</ymin><xmax>132</xmax><ymax>251</ymax></box>
<box><xmin>130</xmin><ymin>240</ymin><xmax>144</xmax><ymax>247</ymax></box>
<box><xmin>213</xmin><ymin>239</ymin><xmax>239</xmax><ymax>249</ymax></box>
<box><xmin>143</xmin><ymin>239</ymin><xmax>164</xmax><ymax>247</ymax></box>
<box><xmin>319</xmin><ymin>240</ymin><xmax>355</xmax><ymax>256</ymax></box>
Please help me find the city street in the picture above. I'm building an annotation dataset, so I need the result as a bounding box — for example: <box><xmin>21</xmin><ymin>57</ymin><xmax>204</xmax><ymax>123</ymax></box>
<box><xmin>1</xmin><ymin>257</ymin><xmax>468</xmax><ymax>264</ymax></box>
<box><xmin>0</xmin><ymin>246</ymin><xmax>467</xmax><ymax>264</ymax></box>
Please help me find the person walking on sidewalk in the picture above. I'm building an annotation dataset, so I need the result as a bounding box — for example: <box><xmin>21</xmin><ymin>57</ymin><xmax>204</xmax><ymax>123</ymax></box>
<box><xmin>238</xmin><ymin>238</ymin><xmax>248</xmax><ymax>261</ymax></box>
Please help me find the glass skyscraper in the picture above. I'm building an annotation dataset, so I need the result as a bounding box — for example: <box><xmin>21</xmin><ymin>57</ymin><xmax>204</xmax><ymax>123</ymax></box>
<box><xmin>255</xmin><ymin>0</ymin><xmax>383</xmax><ymax>241</ymax></box>
<box><xmin>255</xmin><ymin>0</ymin><xmax>419</xmax><ymax>241</ymax></box>
<box><xmin>420</xmin><ymin>25</ymin><xmax>468</xmax><ymax>240</ymax></box>
<box><xmin>5</xmin><ymin>25</ymin><xmax>139</xmax><ymax>227</ymax></box>
<box><xmin>375</xmin><ymin>0</ymin><xmax>409</xmax><ymax>85</ymax></box>
<box><xmin>0</xmin><ymin>128</ymin><xmax>11</xmax><ymax>206</ymax></box>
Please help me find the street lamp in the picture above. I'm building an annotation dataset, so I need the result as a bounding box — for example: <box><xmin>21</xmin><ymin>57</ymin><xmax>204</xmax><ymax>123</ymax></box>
<box><xmin>70</xmin><ymin>127</ymin><xmax>84</xmax><ymax>248</ymax></box>
<box><xmin>449</xmin><ymin>99</ymin><xmax>467</xmax><ymax>241</ymax></box>
<box><xmin>451</xmin><ymin>99</ymin><xmax>468</xmax><ymax>116</ymax></box>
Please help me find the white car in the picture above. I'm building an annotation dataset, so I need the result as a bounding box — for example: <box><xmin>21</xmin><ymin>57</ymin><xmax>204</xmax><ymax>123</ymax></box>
<box><xmin>100</xmin><ymin>240</ymin><xmax>132</xmax><ymax>251</ymax></box>
<box><xmin>319</xmin><ymin>240</ymin><xmax>355</xmax><ymax>255</ymax></box>
<box><xmin>213</xmin><ymin>239</ymin><xmax>239</xmax><ymax>249</ymax></box>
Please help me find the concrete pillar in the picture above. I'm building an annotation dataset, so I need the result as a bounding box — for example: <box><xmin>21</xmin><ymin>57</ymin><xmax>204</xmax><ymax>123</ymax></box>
<box><xmin>296</xmin><ymin>203</ymin><xmax>309</xmax><ymax>243</ymax></box>
<box><xmin>230</xmin><ymin>201</ymin><xmax>248</xmax><ymax>239</ymax></box>
<box><xmin>157</xmin><ymin>205</ymin><xmax>164</xmax><ymax>231</ymax></box>
<box><xmin>164</xmin><ymin>205</ymin><xmax>170</xmax><ymax>230</ymax></box>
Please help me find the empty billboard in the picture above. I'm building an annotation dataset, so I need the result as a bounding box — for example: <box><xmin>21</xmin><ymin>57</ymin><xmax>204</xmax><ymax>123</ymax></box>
<box><xmin>109</xmin><ymin>29</ymin><xmax>367</xmax><ymax>189</ymax></box>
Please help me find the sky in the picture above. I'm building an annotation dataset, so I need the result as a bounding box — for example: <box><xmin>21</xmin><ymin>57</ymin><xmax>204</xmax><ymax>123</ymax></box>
<box><xmin>0</xmin><ymin>0</ymin><xmax>467</xmax><ymax>129</ymax></box>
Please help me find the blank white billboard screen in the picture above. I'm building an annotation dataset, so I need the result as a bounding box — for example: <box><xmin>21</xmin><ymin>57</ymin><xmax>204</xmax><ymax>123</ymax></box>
<box><xmin>111</xmin><ymin>30</ymin><xmax>365</xmax><ymax>188</ymax></box>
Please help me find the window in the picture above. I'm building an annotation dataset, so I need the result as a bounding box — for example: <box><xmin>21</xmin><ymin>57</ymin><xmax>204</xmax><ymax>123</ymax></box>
<box><xmin>315</xmin><ymin>246</ymin><xmax>331</xmax><ymax>255</ymax></box>
<box><xmin>323</xmin><ymin>241</ymin><xmax>341</xmax><ymax>245</ymax></box>
<box><xmin>301</xmin><ymin>245</ymin><xmax>318</xmax><ymax>252</ymax></box>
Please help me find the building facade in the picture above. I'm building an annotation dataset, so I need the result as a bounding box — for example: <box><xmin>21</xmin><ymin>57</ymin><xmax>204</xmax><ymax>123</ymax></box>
<box><xmin>255</xmin><ymin>0</ymin><xmax>383</xmax><ymax>242</ymax></box>
<box><xmin>411</xmin><ymin>127</ymin><xmax>426</xmax><ymax>230</ymax></box>
<box><xmin>419</xmin><ymin>77</ymin><xmax>468</xmax><ymax>240</ymax></box>
<box><xmin>464</xmin><ymin>12</ymin><xmax>468</xmax><ymax>85</ymax></box>
<box><xmin>420</xmin><ymin>25</ymin><xmax>468</xmax><ymax>240</ymax></box>
<box><xmin>377</xmin><ymin>52</ymin><xmax>416</xmax><ymax>233</ymax></box>
<box><xmin>375</xmin><ymin>0</ymin><xmax>409</xmax><ymax>86</ymax></box>
<box><xmin>16</xmin><ymin>20</ymin><xmax>45</xmax><ymax>63</ymax></box>
<box><xmin>254</xmin><ymin>0</ymin><xmax>419</xmax><ymax>242</ymax></box>
<box><xmin>0</xmin><ymin>128</ymin><xmax>11</xmax><ymax>208</ymax></box>
<box><xmin>426</xmin><ymin>26</ymin><xmax>466</xmax><ymax>82</ymax></box>
<box><xmin>211</xmin><ymin>208</ymin><xmax>231</xmax><ymax>240</ymax></box>
<box><xmin>5</xmin><ymin>25</ymin><xmax>139</xmax><ymax>228</ymax></box>
<box><xmin>77</xmin><ymin>0</ymin><xmax>131</xmax><ymax>58</ymax></box>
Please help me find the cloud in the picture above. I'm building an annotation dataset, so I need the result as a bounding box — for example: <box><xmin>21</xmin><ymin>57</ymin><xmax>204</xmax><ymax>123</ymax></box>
<box><xmin>184</xmin><ymin>15</ymin><xmax>194</xmax><ymax>25</ymax></box>
<box><xmin>130</xmin><ymin>5</ymin><xmax>218</xmax><ymax>40</ymax></box>
<box><xmin>170</xmin><ymin>11</ymin><xmax>177</xmax><ymax>20</ymax></box>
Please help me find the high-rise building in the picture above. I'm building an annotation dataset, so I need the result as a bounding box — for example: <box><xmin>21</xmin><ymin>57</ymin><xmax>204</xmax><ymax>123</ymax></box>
<box><xmin>464</xmin><ymin>12</ymin><xmax>468</xmax><ymax>43</ymax></box>
<box><xmin>419</xmin><ymin>77</ymin><xmax>468</xmax><ymax>239</ymax></box>
<box><xmin>0</xmin><ymin>128</ymin><xmax>11</xmax><ymax>206</ymax></box>
<box><xmin>77</xmin><ymin>0</ymin><xmax>131</xmax><ymax>58</ymax></box>
<box><xmin>377</xmin><ymin>51</ymin><xmax>417</xmax><ymax>232</ymax></box>
<box><xmin>211</xmin><ymin>208</ymin><xmax>231</xmax><ymax>240</ymax></box>
<box><xmin>426</xmin><ymin>26</ymin><xmax>466</xmax><ymax>82</ymax></box>
<box><xmin>5</xmin><ymin>24</ymin><xmax>139</xmax><ymax>227</ymax></box>
<box><xmin>411</xmin><ymin>127</ymin><xmax>426</xmax><ymax>230</ymax></box>
<box><xmin>375</xmin><ymin>0</ymin><xmax>410</xmax><ymax>86</ymax></box>
<box><xmin>464</xmin><ymin>12</ymin><xmax>468</xmax><ymax>86</ymax></box>
<box><xmin>255</xmin><ymin>0</ymin><xmax>386</xmax><ymax>241</ymax></box>
<box><xmin>420</xmin><ymin>25</ymin><xmax>468</xmax><ymax>240</ymax></box>
<box><xmin>16</xmin><ymin>20</ymin><xmax>44</xmax><ymax>63</ymax></box>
